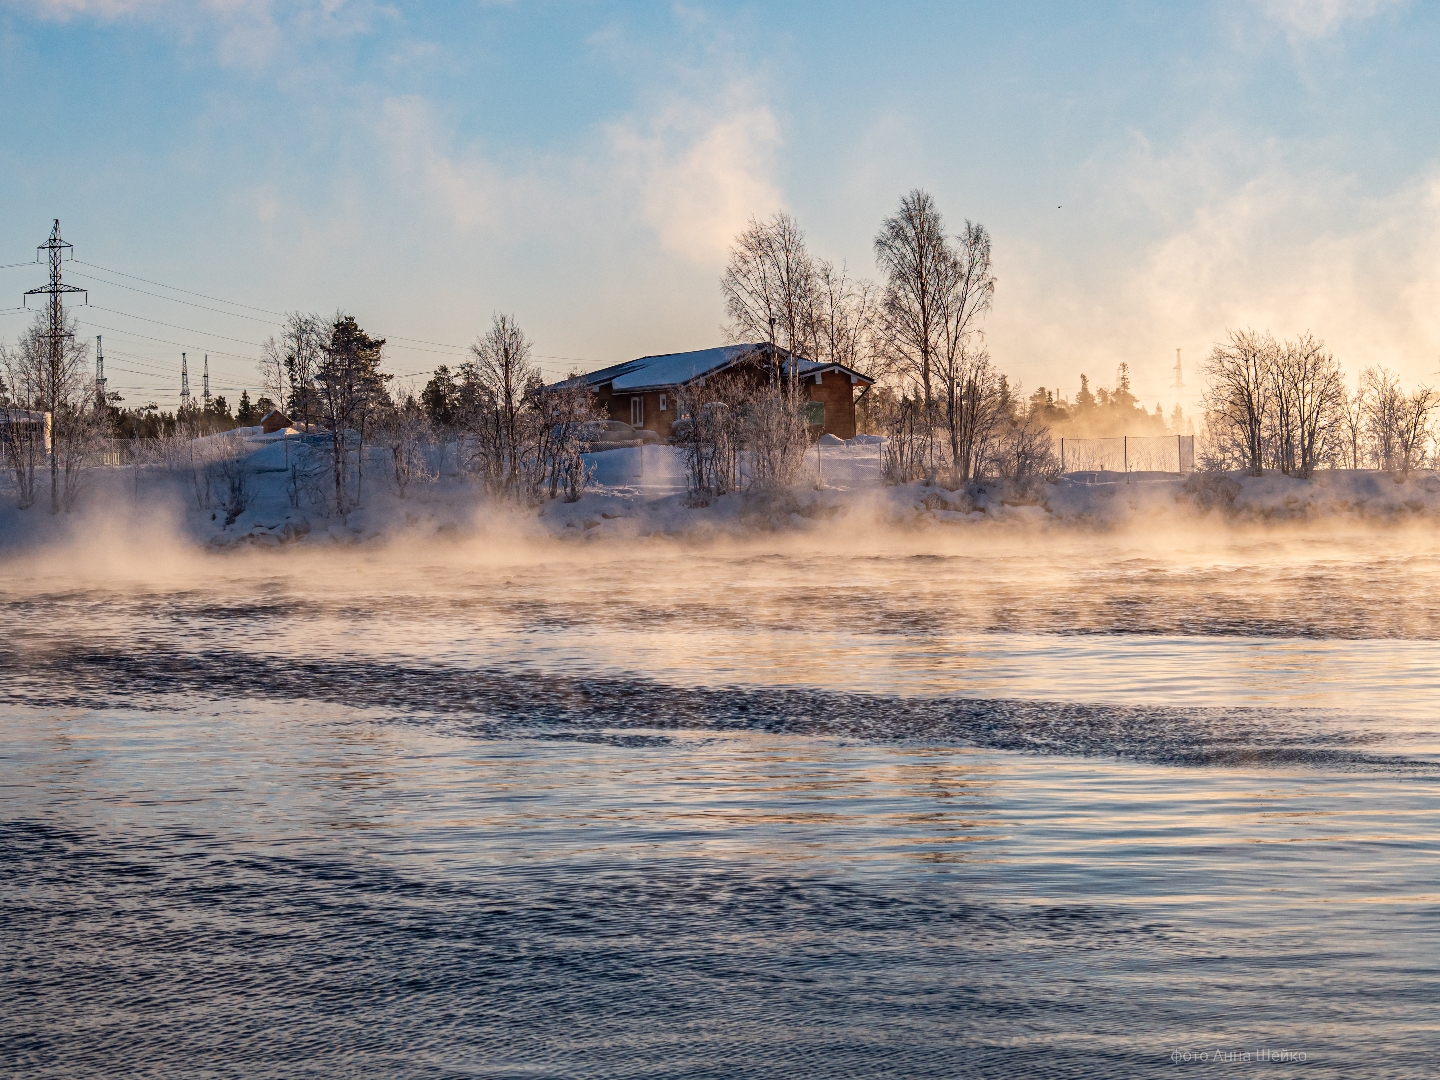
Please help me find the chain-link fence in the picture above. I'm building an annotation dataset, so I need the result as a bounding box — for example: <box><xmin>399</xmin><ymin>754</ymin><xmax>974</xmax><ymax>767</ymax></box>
<box><xmin>1059</xmin><ymin>435</ymin><xmax>1194</xmax><ymax>475</ymax></box>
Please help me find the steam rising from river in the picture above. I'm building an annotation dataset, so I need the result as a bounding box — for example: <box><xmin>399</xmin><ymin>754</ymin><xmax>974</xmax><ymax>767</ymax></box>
<box><xmin>9</xmin><ymin>500</ymin><xmax>1440</xmax><ymax>729</ymax></box>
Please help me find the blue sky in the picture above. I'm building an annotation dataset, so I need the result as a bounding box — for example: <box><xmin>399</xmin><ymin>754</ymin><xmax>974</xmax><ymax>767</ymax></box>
<box><xmin>1</xmin><ymin>0</ymin><xmax>1436</xmax><ymax>411</ymax></box>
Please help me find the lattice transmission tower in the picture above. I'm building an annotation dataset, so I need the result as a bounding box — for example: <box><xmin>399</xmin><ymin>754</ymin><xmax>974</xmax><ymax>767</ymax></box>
<box><xmin>22</xmin><ymin>220</ymin><xmax>87</xmax><ymax>513</ymax></box>
<box><xmin>181</xmin><ymin>353</ymin><xmax>191</xmax><ymax>409</ymax></box>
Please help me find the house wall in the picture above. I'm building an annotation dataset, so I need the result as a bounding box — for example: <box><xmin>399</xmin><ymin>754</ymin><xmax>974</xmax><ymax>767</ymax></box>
<box><xmin>595</xmin><ymin>366</ymin><xmax>863</xmax><ymax>441</ymax></box>
<box><xmin>601</xmin><ymin>389</ymin><xmax>677</xmax><ymax>437</ymax></box>
<box><xmin>803</xmin><ymin>372</ymin><xmax>859</xmax><ymax>440</ymax></box>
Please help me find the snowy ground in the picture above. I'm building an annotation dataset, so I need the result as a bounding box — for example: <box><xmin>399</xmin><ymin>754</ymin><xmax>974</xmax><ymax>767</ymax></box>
<box><xmin>4</xmin><ymin>431</ymin><xmax>1440</xmax><ymax>554</ymax></box>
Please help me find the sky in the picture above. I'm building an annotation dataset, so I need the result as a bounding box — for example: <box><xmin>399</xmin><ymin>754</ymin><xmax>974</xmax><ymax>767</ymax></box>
<box><xmin>1</xmin><ymin>0</ymin><xmax>1438</xmax><ymax>413</ymax></box>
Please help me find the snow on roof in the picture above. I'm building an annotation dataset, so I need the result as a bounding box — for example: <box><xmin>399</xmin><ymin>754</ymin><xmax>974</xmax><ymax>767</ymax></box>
<box><xmin>553</xmin><ymin>344</ymin><xmax>758</xmax><ymax>393</ymax></box>
<box><xmin>551</xmin><ymin>343</ymin><xmax>873</xmax><ymax>393</ymax></box>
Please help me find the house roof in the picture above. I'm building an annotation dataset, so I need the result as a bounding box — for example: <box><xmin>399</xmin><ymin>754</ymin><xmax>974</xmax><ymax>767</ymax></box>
<box><xmin>550</xmin><ymin>343</ymin><xmax>874</xmax><ymax>394</ymax></box>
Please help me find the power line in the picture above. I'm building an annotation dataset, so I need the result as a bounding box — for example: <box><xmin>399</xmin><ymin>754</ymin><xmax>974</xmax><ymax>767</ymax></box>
<box><xmin>62</xmin><ymin>255</ymin><xmax>608</xmax><ymax>377</ymax></box>
<box><xmin>387</xmin><ymin>333</ymin><xmax>469</xmax><ymax>351</ymax></box>
<box><xmin>87</xmin><ymin>305</ymin><xmax>266</xmax><ymax>348</ymax></box>
<box><xmin>66</xmin><ymin>270</ymin><xmax>285</xmax><ymax>326</ymax></box>
<box><xmin>73</xmin><ymin>258</ymin><xmax>605</xmax><ymax>366</ymax></box>
<box><xmin>90</xmin><ymin>346</ymin><xmax>253</xmax><ymax>387</ymax></box>
<box><xmin>71</xmin><ymin>260</ymin><xmax>481</xmax><ymax>355</ymax></box>
<box><xmin>74</xmin><ymin>320</ymin><xmax>262</xmax><ymax>362</ymax></box>
<box><xmin>72</xmin><ymin>259</ymin><xmax>287</xmax><ymax>317</ymax></box>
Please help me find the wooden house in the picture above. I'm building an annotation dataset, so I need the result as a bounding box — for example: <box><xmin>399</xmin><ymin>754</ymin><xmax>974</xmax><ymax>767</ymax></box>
<box><xmin>550</xmin><ymin>344</ymin><xmax>873</xmax><ymax>440</ymax></box>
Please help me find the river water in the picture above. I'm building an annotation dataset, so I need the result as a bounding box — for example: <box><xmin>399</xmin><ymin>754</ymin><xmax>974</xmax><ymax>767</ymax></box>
<box><xmin>3</xmin><ymin>521</ymin><xmax>1438</xmax><ymax>1078</ymax></box>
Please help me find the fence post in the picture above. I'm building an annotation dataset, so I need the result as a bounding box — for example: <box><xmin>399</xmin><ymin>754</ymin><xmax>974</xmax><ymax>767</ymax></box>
<box><xmin>1178</xmin><ymin>434</ymin><xmax>1182</xmax><ymax>476</ymax></box>
<box><xmin>1123</xmin><ymin>436</ymin><xmax>1129</xmax><ymax>483</ymax></box>
<box><xmin>1060</xmin><ymin>438</ymin><xmax>1065</xmax><ymax>474</ymax></box>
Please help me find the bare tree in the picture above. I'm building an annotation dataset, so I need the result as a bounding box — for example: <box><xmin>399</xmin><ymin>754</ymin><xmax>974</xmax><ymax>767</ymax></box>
<box><xmin>1278</xmin><ymin>333</ymin><xmax>1346</xmax><ymax>478</ymax></box>
<box><xmin>947</xmin><ymin>348</ymin><xmax>1004</xmax><ymax>484</ymax></box>
<box><xmin>535</xmin><ymin>378</ymin><xmax>600</xmax><ymax>502</ymax></box>
<box><xmin>459</xmin><ymin>314</ymin><xmax>543</xmax><ymax>498</ymax></box>
<box><xmin>1</xmin><ymin>312</ymin><xmax>95</xmax><ymax>512</ymax></box>
<box><xmin>1394</xmin><ymin>386</ymin><xmax>1438</xmax><ymax>474</ymax></box>
<box><xmin>1361</xmin><ymin>366</ymin><xmax>1404</xmax><ymax>471</ymax></box>
<box><xmin>876</xmin><ymin>391</ymin><xmax>928</xmax><ymax>483</ymax></box>
<box><xmin>874</xmin><ymin>190</ymin><xmax>952</xmax><ymax>425</ymax></box>
<box><xmin>673</xmin><ymin>374</ymin><xmax>746</xmax><ymax>503</ymax></box>
<box><xmin>721</xmin><ymin>213</ymin><xmax>818</xmax><ymax>373</ymax></box>
<box><xmin>744</xmin><ymin>387</ymin><xmax>810</xmax><ymax>493</ymax></box>
<box><xmin>991</xmin><ymin>405</ymin><xmax>1059</xmax><ymax>481</ymax></box>
<box><xmin>1337</xmin><ymin>384</ymin><xmax>1366</xmax><ymax>469</ymax></box>
<box><xmin>935</xmin><ymin>221</ymin><xmax>997</xmax><ymax>483</ymax></box>
<box><xmin>1202</xmin><ymin>329</ymin><xmax>1273</xmax><ymax>475</ymax></box>
<box><xmin>261</xmin><ymin>312</ymin><xmax>325</xmax><ymax>432</ymax></box>
<box><xmin>379</xmin><ymin>394</ymin><xmax>438</xmax><ymax>499</ymax></box>
<box><xmin>813</xmin><ymin>260</ymin><xmax>881</xmax><ymax>370</ymax></box>
<box><xmin>1</xmin><ymin>346</ymin><xmax>44</xmax><ymax>508</ymax></box>
<box><xmin>1264</xmin><ymin>339</ymin><xmax>1297</xmax><ymax>474</ymax></box>
<box><xmin>718</xmin><ymin>219</ymin><xmax>822</xmax><ymax>489</ymax></box>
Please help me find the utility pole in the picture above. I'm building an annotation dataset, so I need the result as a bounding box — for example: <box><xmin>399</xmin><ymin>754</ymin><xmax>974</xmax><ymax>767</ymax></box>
<box><xmin>23</xmin><ymin>219</ymin><xmax>87</xmax><ymax>514</ymax></box>
<box><xmin>202</xmin><ymin>354</ymin><xmax>211</xmax><ymax>412</ymax></box>
<box><xmin>95</xmin><ymin>335</ymin><xmax>106</xmax><ymax>408</ymax></box>
<box><xmin>180</xmin><ymin>353</ymin><xmax>191</xmax><ymax>411</ymax></box>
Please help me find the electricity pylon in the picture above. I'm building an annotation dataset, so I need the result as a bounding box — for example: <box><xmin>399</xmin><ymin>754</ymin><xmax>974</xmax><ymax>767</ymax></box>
<box><xmin>23</xmin><ymin>220</ymin><xmax>87</xmax><ymax>514</ymax></box>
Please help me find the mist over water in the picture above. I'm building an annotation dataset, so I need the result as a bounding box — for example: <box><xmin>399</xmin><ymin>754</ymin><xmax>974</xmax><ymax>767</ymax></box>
<box><xmin>4</xmin><ymin>520</ymin><xmax>1439</xmax><ymax>1077</ymax></box>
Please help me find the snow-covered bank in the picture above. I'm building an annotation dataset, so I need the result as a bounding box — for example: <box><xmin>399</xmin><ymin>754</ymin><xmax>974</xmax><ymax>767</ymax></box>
<box><xmin>536</xmin><ymin>466</ymin><xmax>1440</xmax><ymax>544</ymax></box>
<box><xmin>4</xmin><ymin>433</ymin><xmax>1440</xmax><ymax>557</ymax></box>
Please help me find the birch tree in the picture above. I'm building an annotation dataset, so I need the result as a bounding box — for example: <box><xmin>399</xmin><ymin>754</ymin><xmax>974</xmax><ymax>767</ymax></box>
<box><xmin>874</xmin><ymin>190</ymin><xmax>952</xmax><ymax>423</ymax></box>
<box><xmin>1202</xmin><ymin>330</ymin><xmax>1273</xmax><ymax>475</ymax></box>
<box><xmin>721</xmin><ymin>212</ymin><xmax>818</xmax><ymax>374</ymax></box>
<box><xmin>935</xmin><ymin>221</ymin><xmax>997</xmax><ymax>483</ymax></box>
<box><xmin>460</xmin><ymin>313</ymin><xmax>541</xmax><ymax>497</ymax></box>
<box><xmin>261</xmin><ymin>312</ymin><xmax>326</xmax><ymax>431</ymax></box>
<box><xmin>1282</xmin><ymin>333</ymin><xmax>1346</xmax><ymax>478</ymax></box>
<box><xmin>1394</xmin><ymin>386</ymin><xmax>1438</xmax><ymax>473</ymax></box>
<box><xmin>1361</xmin><ymin>366</ymin><xmax>1404</xmax><ymax>471</ymax></box>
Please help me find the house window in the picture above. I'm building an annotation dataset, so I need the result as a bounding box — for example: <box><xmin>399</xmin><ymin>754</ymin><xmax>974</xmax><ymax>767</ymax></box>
<box><xmin>630</xmin><ymin>396</ymin><xmax>643</xmax><ymax>427</ymax></box>
<box><xmin>659</xmin><ymin>394</ymin><xmax>668</xmax><ymax>412</ymax></box>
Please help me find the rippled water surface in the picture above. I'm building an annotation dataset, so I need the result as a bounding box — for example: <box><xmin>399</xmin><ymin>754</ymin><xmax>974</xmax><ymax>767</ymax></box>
<box><xmin>4</xmin><ymin>525</ymin><xmax>1440</xmax><ymax>1077</ymax></box>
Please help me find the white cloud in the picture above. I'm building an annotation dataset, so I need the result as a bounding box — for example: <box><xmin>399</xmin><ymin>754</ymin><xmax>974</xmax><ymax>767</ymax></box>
<box><xmin>373</xmin><ymin>95</ymin><xmax>521</xmax><ymax>233</ymax></box>
<box><xmin>372</xmin><ymin>74</ymin><xmax>784</xmax><ymax>269</ymax></box>
<box><xmin>1255</xmin><ymin>0</ymin><xmax>1407</xmax><ymax>40</ymax></box>
<box><xmin>606</xmin><ymin>86</ymin><xmax>782</xmax><ymax>263</ymax></box>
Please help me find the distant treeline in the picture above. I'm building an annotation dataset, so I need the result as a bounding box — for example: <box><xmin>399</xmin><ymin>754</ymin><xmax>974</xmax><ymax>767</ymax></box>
<box><xmin>106</xmin><ymin>390</ymin><xmax>277</xmax><ymax>440</ymax></box>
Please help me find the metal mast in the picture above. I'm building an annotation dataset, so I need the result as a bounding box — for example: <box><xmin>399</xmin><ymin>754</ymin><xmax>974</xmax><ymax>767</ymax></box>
<box><xmin>23</xmin><ymin>220</ymin><xmax>87</xmax><ymax>514</ymax></box>
<box><xmin>202</xmin><ymin>354</ymin><xmax>211</xmax><ymax>411</ymax></box>
<box><xmin>95</xmin><ymin>335</ymin><xmax>106</xmax><ymax>407</ymax></box>
<box><xmin>1171</xmin><ymin>348</ymin><xmax>1185</xmax><ymax>395</ymax></box>
<box><xmin>181</xmin><ymin>353</ymin><xmax>191</xmax><ymax>410</ymax></box>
